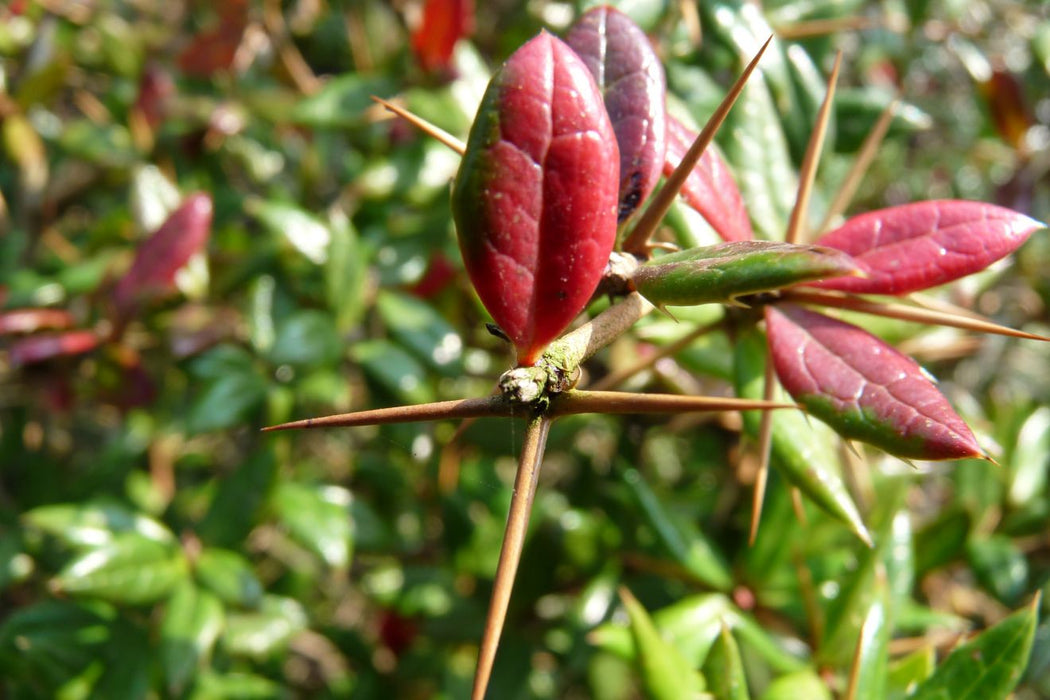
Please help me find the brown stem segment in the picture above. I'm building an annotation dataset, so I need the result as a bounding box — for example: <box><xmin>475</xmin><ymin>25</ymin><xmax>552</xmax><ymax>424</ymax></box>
<box><xmin>471</xmin><ymin>413</ymin><xmax>552</xmax><ymax>700</ymax></box>
<box><xmin>550</xmin><ymin>390</ymin><xmax>793</xmax><ymax>416</ymax></box>
<box><xmin>749</xmin><ymin>359</ymin><xmax>777</xmax><ymax>545</ymax></box>
<box><xmin>261</xmin><ymin>395</ymin><xmax>516</xmax><ymax>432</ymax></box>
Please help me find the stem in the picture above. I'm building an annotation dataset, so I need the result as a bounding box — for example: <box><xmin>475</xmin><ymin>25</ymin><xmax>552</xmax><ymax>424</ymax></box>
<box><xmin>261</xmin><ymin>395</ymin><xmax>514</xmax><ymax>432</ymax></box>
<box><xmin>785</xmin><ymin>51</ymin><xmax>842</xmax><ymax>244</ymax></box>
<box><xmin>622</xmin><ymin>36</ymin><xmax>773</xmax><ymax>256</ymax></box>
<box><xmin>748</xmin><ymin>359</ymin><xmax>777</xmax><ymax>545</ymax></box>
<box><xmin>471</xmin><ymin>414</ymin><xmax>552</xmax><ymax>700</ymax></box>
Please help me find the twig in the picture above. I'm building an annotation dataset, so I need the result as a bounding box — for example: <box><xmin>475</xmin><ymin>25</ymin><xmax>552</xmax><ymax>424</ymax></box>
<box><xmin>370</xmin><ymin>96</ymin><xmax>466</xmax><ymax>155</ymax></box>
<box><xmin>262</xmin><ymin>395</ymin><xmax>515</xmax><ymax>432</ymax></box>
<box><xmin>471</xmin><ymin>414</ymin><xmax>552</xmax><ymax>700</ymax></box>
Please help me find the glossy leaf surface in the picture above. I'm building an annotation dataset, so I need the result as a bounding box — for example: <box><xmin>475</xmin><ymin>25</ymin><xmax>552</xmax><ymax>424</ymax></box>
<box><xmin>766</xmin><ymin>304</ymin><xmax>983</xmax><ymax>460</ymax></box>
<box><xmin>812</xmin><ymin>200</ymin><xmax>1044</xmax><ymax>294</ymax></box>
<box><xmin>664</xmin><ymin>115</ymin><xmax>753</xmax><ymax>242</ymax></box>
<box><xmin>734</xmin><ymin>326</ymin><xmax>871</xmax><ymax>542</ymax></box>
<box><xmin>620</xmin><ymin>588</ymin><xmax>705</xmax><ymax>699</ymax></box>
<box><xmin>565</xmin><ymin>6</ymin><xmax>666</xmax><ymax>222</ymax></box>
<box><xmin>8</xmin><ymin>330</ymin><xmax>100</xmax><ymax>366</ymax></box>
<box><xmin>632</xmin><ymin>240</ymin><xmax>858</xmax><ymax>308</ymax></box>
<box><xmin>451</xmin><ymin>32</ymin><xmax>619</xmax><ymax>365</ymax></box>
<box><xmin>112</xmin><ymin>193</ymin><xmax>213</xmax><ymax>317</ymax></box>
<box><xmin>909</xmin><ymin>597</ymin><xmax>1038</xmax><ymax>699</ymax></box>
<box><xmin>410</xmin><ymin>0</ymin><xmax>474</xmax><ymax>73</ymax></box>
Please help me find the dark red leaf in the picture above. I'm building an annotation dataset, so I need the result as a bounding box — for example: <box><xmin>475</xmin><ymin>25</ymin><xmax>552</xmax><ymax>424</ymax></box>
<box><xmin>410</xmin><ymin>0</ymin><xmax>475</xmax><ymax>74</ymax></box>
<box><xmin>664</xmin><ymin>115</ymin><xmax>753</xmax><ymax>242</ymax></box>
<box><xmin>133</xmin><ymin>64</ymin><xmax>175</xmax><ymax>129</ymax></box>
<box><xmin>177</xmin><ymin>1</ymin><xmax>248</xmax><ymax>77</ymax></box>
<box><xmin>408</xmin><ymin>253</ymin><xmax>457</xmax><ymax>299</ymax></box>
<box><xmin>811</xmin><ymin>200</ymin><xmax>1043</xmax><ymax>295</ymax></box>
<box><xmin>9</xmin><ymin>330</ymin><xmax>100</xmax><ymax>367</ymax></box>
<box><xmin>979</xmin><ymin>69</ymin><xmax>1032</xmax><ymax>152</ymax></box>
<box><xmin>112</xmin><ymin>193</ymin><xmax>214</xmax><ymax>318</ymax></box>
<box><xmin>565</xmin><ymin>6</ymin><xmax>666</xmax><ymax>222</ymax></box>
<box><xmin>0</xmin><ymin>309</ymin><xmax>75</xmax><ymax>335</ymax></box>
<box><xmin>766</xmin><ymin>304</ymin><xmax>983</xmax><ymax>460</ymax></box>
<box><xmin>451</xmin><ymin>32</ymin><xmax>619</xmax><ymax>365</ymax></box>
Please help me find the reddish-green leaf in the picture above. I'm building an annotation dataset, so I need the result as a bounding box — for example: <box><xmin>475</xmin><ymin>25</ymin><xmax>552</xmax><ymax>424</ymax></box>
<box><xmin>766</xmin><ymin>304</ymin><xmax>983</xmax><ymax>460</ymax></box>
<box><xmin>811</xmin><ymin>200</ymin><xmax>1044</xmax><ymax>295</ymax></box>
<box><xmin>451</xmin><ymin>32</ymin><xmax>619</xmax><ymax>365</ymax></box>
<box><xmin>565</xmin><ymin>6</ymin><xmax>666</xmax><ymax>222</ymax></box>
<box><xmin>410</xmin><ymin>0</ymin><xmax>475</xmax><ymax>74</ymax></box>
<box><xmin>112</xmin><ymin>193</ymin><xmax>213</xmax><ymax>318</ymax></box>
<box><xmin>664</xmin><ymin>115</ymin><xmax>753</xmax><ymax>242</ymax></box>
<box><xmin>0</xmin><ymin>309</ymin><xmax>75</xmax><ymax>335</ymax></box>
<box><xmin>8</xmin><ymin>330</ymin><xmax>100</xmax><ymax>366</ymax></box>
<box><xmin>632</xmin><ymin>240</ymin><xmax>858</xmax><ymax>308</ymax></box>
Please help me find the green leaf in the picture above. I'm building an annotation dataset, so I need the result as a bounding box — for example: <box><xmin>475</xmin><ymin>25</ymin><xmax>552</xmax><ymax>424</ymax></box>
<box><xmin>187</xmin><ymin>371</ymin><xmax>268</xmax><ymax>434</ymax></box>
<box><xmin>190</xmin><ymin>670</ymin><xmax>285</xmax><ymax>699</ymax></box>
<box><xmin>887</xmin><ymin>647</ymin><xmax>935</xmax><ymax>700</ymax></box>
<box><xmin>0</xmin><ymin>600</ymin><xmax>111</xmax><ymax>690</ymax></box>
<box><xmin>632</xmin><ymin>241</ymin><xmax>858</xmax><ymax>308</ymax></box>
<box><xmin>702</xmin><ymin>623</ymin><xmax>750</xmax><ymax>700</ymax></box>
<box><xmin>194</xmin><ymin>548</ymin><xmax>264</xmax><ymax>608</ymax></box>
<box><xmin>52</xmin><ymin>533</ymin><xmax>186</xmax><ymax>605</ymax></box>
<box><xmin>161</xmin><ymin>580</ymin><xmax>225</xmax><ymax>696</ymax></box>
<box><xmin>967</xmin><ymin>535</ymin><xmax>1029</xmax><ymax>607</ymax></box>
<box><xmin>291</xmin><ymin>74</ymin><xmax>394</xmax><ymax>128</ymax></box>
<box><xmin>377</xmin><ymin>290</ymin><xmax>464</xmax><ymax>375</ymax></box>
<box><xmin>620</xmin><ymin>588</ymin><xmax>705</xmax><ymax>699</ymax></box>
<box><xmin>271</xmin><ymin>482</ymin><xmax>353</xmax><ymax>570</ymax></box>
<box><xmin>848</xmin><ymin>574</ymin><xmax>890</xmax><ymax>700</ymax></box>
<box><xmin>914</xmin><ymin>508</ymin><xmax>970</xmax><ymax>575</ymax></box>
<box><xmin>198</xmin><ymin>448</ymin><xmax>278</xmax><ymax>549</ymax></box>
<box><xmin>247</xmin><ymin>198</ymin><xmax>332</xmax><ymax>265</ymax></box>
<box><xmin>759</xmin><ymin>670</ymin><xmax>832</xmax><ymax>700</ymax></box>
<box><xmin>326</xmin><ymin>212</ymin><xmax>369</xmax><ymax>333</ymax></box>
<box><xmin>267</xmin><ymin>310</ymin><xmax>344</xmax><ymax>368</ymax></box>
<box><xmin>22</xmin><ymin>500</ymin><xmax>175</xmax><ymax>550</ymax></box>
<box><xmin>352</xmin><ymin>338</ymin><xmax>433</xmax><ymax>404</ymax></box>
<box><xmin>733</xmin><ymin>327</ymin><xmax>870</xmax><ymax>543</ymax></box>
<box><xmin>621</xmin><ymin>466</ymin><xmax>733</xmax><ymax>591</ymax></box>
<box><xmin>222</xmin><ymin>595</ymin><xmax>307</xmax><ymax>660</ymax></box>
<box><xmin>909</xmin><ymin>596</ymin><xmax>1039</xmax><ymax>700</ymax></box>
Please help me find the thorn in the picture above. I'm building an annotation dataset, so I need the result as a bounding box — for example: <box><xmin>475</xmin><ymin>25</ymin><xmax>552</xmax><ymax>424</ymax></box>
<box><xmin>749</xmin><ymin>359</ymin><xmax>778</xmax><ymax>546</ymax></box>
<box><xmin>622</xmin><ymin>35</ymin><xmax>773</xmax><ymax>256</ymax></box>
<box><xmin>785</xmin><ymin>50</ymin><xmax>842</xmax><ymax>245</ymax></box>
<box><xmin>370</xmin><ymin>96</ymin><xmax>466</xmax><ymax>155</ymax></box>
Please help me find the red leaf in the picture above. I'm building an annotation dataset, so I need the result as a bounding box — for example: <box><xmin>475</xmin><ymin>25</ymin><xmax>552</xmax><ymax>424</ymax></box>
<box><xmin>177</xmin><ymin>1</ymin><xmax>248</xmax><ymax>77</ymax></box>
<box><xmin>410</xmin><ymin>0</ymin><xmax>475</xmax><ymax>74</ymax></box>
<box><xmin>565</xmin><ymin>6</ymin><xmax>666</xmax><ymax>222</ymax></box>
<box><xmin>451</xmin><ymin>32</ymin><xmax>619</xmax><ymax>365</ymax></box>
<box><xmin>9</xmin><ymin>330</ymin><xmax>100</xmax><ymax>367</ymax></box>
<box><xmin>112</xmin><ymin>193</ymin><xmax>213</xmax><ymax>317</ymax></box>
<box><xmin>811</xmin><ymin>200</ymin><xmax>1043</xmax><ymax>295</ymax></box>
<box><xmin>0</xmin><ymin>309</ymin><xmax>75</xmax><ymax>335</ymax></box>
<box><xmin>664</xmin><ymin>115</ymin><xmax>753</xmax><ymax>242</ymax></box>
<box><xmin>766</xmin><ymin>304</ymin><xmax>982</xmax><ymax>460</ymax></box>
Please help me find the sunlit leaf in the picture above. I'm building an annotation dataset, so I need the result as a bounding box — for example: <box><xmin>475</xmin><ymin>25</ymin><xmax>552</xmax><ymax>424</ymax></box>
<box><xmin>811</xmin><ymin>201</ymin><xmax>1044</xmax><ymax>295</ymax></box>
<box><xmin>52</xmin><ymin>533</ymin><xmax>186</xmax><ymax>605</ymax></box>
<box><xmin>619</xmin><ymin>588</ymin><xmax>705</xmax><ymax>699</ymax></box>
<box><xmin>8</xmin><ymin>329</ymin><xmax>100</xmax><ymax>366</ymax></box>
<box><xmin>271</xmin><ymin>482</ymin><xmax>353</xmax><ymax>570</ymax></box>
<box><xmin>664</xmin><ymin>115</ymin><xmax>753</xmax><ymax>242</ymax></box>
<box><xmin>632</xmin><ymin>240</ymin><xmax>858</xmax><ymax>308</ymax></box>
<box><xmin>909</xmin><ymin>597</ymin><xmax>1039</xmax><ymax>700</ymax></box>
<box><xmin>411</xmin><ymin>0</ymin><xmax>474</xmax><ymax>74</ymax></box>
<box><xmin>112</xmin><ymin>193</ymin><xmax>214</xmax><ymax>318</ymax></box>
<box><xmin>160</xmin><ymin>580</ymin><xmax>224</xmax><ymax>696</ymax></box>
<box><xmin>451</xmin><ymin>31</ymin><xmax>619</xmax><ymax>365</ymax></box>
<box><xmin>194</xmin><ymin>548</ymin><xmax>264</xmax><ymax>608</ymax></box>
<box><xmin>23</xmin><ymin>501</ymin><xmax>175</xmax><ymax>550</ymax></box>
<box><xmin>222</xmin><ymin>595</ymin><xmax>307</xmax><ymax>660</ymax></box>
<box><xmin>734</xmin><ymin>326</ymin><xmax>871</xmax><ymax>542</ymax></box>
<box><xmin>702</xmin><ymin>624</ymin><xmax>749</xmax><ymax>700</ymax></box>
<box><xmin>566</xmin><ymin>5</ymin><xmax>667</xmax><ymax>221</ymax></box>
<box><xmin>766</xmin><ymin>304</ymin><xmax>984</xmax><ymax>460</ymax></box>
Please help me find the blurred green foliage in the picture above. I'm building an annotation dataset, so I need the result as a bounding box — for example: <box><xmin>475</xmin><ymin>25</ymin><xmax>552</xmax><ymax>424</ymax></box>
<box><xmin>1</xmin><ymin>0</ymin><xmax>1049</xmax><ymax>698</ymax></box>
